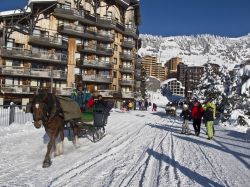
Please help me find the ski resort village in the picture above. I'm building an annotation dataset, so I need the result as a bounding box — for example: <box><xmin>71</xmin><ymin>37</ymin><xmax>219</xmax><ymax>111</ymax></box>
<box><xmin>0</xmin><ymin>0</ymin><xmax>250</xmax><ymax>186</ymax></box>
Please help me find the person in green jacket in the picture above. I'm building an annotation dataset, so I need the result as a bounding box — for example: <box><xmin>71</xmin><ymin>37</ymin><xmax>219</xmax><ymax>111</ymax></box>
<box><xmin>203</xmin><ymin>100</ymin><xmax>216</xmax><ymax>139</ymax></box>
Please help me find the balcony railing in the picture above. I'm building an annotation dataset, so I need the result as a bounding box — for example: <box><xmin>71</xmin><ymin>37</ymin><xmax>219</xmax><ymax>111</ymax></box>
<box><xmin>76</xmin><ymin>59</ymin><xmax>112</xmax><ymax>70</ymax></box>
<box><xmin>122</xmin><ymin>91</ymin><xmax>134</xmax><ymax>98</ymax></box>
<box><xmin>120</xmin><ymin>52</ymin><xmax>134</xmax><ymax>61</ymax></box>
<box><xmin>29</xmin><ymin>34</ymin><xmax>67</xmax><ymax>49</ymax></box>
<box><xmin>54</xmin><ymin>6</ymin><xmax>96</xmax><ymax>25</ymax></box>
<box><xmin>54</xmin><ymin>6</ymin><xmax>138</xmax><ymax>38</ymax></box>
<box><xmin>119</xmin><ymin>79</ymin><xmax>134</xmax><ymax>86</ymax></box>
<box><xmin>0</xmin><ymin>84</ymin><xmax>72</xmax><ymax>95</ymax></box>
<box><xmin>81</xmin><ymin>74</ymin><xmax>112</xmax><ymax>83</ymax></box>
<box><xmin>1</xmin><ymin>66</ymin><xmax>67</xmax><ymax>79</ymax></box>
<box><xmin>58</xmin><ymin>24</ymin><xmax>114</xmax><ymax>42</ymax></box>
<box><xmin>121</xmin><ymin>40</ymin><xmax>135</xmax><ymax>49</ymax></box>
<box><xmin>78</xmin><ymin>44</ymin><xmax>113</xmax><ymax>56</ymax></box>
<box><xmin>96</xmin><ymin>90</ymin><xmax>114</xmax><ymax>98</ymax></box>
<box><xmin>120</xmin><ymin>66</ymin><xmax>134</xmax><ymax>73</ymax></box>
<box><xmin>124</xmin><ymin>26</ymin><xmax>138</xmax><ymax>39</ymax></box>
<box><xmin>0</xmin><ymin>47</ymin><xmax>67</xmax><ymax>64</ymax></box>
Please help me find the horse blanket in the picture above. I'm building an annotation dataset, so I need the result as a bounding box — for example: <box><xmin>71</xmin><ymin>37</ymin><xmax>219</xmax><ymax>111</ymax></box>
<box><xmin>56</xmin><ymin>96</ymin><xmax>82</xmax><ymax>121</ymax></box>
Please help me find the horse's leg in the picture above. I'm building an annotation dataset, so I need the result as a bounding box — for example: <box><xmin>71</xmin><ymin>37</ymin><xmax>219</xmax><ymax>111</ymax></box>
<box><xmin>73</xmin><ymin>124</ymin><xmax>80</xmax><ymax>148</ymax></box>
<box><xmin>59</xmin><ymin>127</ymin><xmax>64</xmax><ymax>155</ymax></box>
<box><xmin>43</xmin><ymin>134</ymin><xmax>54</xmax><ymax>168</ymax></box>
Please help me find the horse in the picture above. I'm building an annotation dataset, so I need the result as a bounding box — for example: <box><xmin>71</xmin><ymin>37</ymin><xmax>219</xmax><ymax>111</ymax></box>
<box><xmin>31</xmin><ymin>90</ymin><xmax>80</xmax><ymax>168</ymax></box>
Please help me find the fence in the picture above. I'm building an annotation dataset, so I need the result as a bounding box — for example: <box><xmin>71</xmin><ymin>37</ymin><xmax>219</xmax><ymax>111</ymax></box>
<box><xmin>0</xmin><ymin>104</ymin><xmax>33</xmax><ymax>126</ymax></box>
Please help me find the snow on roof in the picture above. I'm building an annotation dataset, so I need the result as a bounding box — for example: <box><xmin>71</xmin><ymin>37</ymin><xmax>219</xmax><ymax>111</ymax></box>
<box><xmin>0</xmin><ymin>8</ymin><xmax>31</xmax><ymax>16</ymax></box>
<box><xmin>0</xmin><ymin>0</ymin><xmax>57</xmax><ymax>16</ymax></box>
<box><xmin>28</xmin><ymin>0</ymin><xmax>57</xmax><ymax>4</ymax></box>
<box><xmin>161</xmin><ymin>78</ymin><xmax>183</xmax><ymax>86</ymax></box>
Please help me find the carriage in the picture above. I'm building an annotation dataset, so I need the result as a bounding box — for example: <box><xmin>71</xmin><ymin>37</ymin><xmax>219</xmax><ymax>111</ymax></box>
<box><xmin>57</xmin><ymin>96</ymin><xmax>111</xmax><ymax>142</ymax></box>
<box><xmin>31</xmin><ymin>92</ymin><xmax>112</xmax><ymax>167</ymax></box>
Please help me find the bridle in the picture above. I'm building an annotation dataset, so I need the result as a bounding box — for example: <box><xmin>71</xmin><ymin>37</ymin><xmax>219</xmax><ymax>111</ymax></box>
<box><xmin>32</xmin><ymin>102</ymin><xmax>49</xmax><ymax>122</ymax></box>
<box><xmin>32</xmin><ymin>92</ymin><xmax>63</xmax><ymax>128</ymax></box>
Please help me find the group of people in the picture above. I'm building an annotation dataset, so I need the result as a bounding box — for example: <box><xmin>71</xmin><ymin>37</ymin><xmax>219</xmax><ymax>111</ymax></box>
<box><xmin>121</xmin><ymin>99</ymin><xmax>157</xmax><ymax>112</ymax></box>
<box><xmin>70</xmin><ymin>84</ymin><xmax>109</xmax><ymax>115</ymax></box>
<box><xmin>180</xmin><ymin>98</ymin><xmax>216</xmax><ymax>140</ymax></box>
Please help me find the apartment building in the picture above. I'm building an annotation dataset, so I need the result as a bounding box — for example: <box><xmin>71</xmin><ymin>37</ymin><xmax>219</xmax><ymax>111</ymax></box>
<box><xmin>165</xmin><ymin>57</ymin><xmax>182</xmax><ymax>79</ymax></box>
<box><xmin>161</xmin><ymin>78</ymin><xmax>185</xmax><ymax>97</ymax></box>
<box><xmin>185</xmin><ymin>66</ymin><xmax>205</xmax><ymax>95</ymax></box>
<box><xmin>0</xmin><ymin>0</ymin><xmax>141</xmax><ymax>104</ymax></box>
<box><xmin>141</xmin><ymin>55</ymin><xmax>167</xmax><ymax>81</ymax></box>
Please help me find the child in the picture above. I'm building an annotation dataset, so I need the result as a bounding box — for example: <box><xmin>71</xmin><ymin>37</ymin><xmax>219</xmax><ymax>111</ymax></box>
<box><xmin>180</xmin><ymin>104</ymin><xmax>191</xmax><ymax>134</ymax></box>
<box><xmin>152</xmin><ymin>103</ymin><xmax>157</xmax><ymax>111</ymax></box>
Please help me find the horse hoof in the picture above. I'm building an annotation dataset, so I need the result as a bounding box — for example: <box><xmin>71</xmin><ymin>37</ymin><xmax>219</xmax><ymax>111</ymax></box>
<box><xmin>42</xmin><ymin>160</ymin><xmax>52</xmax><ymax>168</ymax></box>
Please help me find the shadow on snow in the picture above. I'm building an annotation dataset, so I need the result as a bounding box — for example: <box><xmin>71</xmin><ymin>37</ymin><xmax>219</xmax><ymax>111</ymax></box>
<box><xmin>147</xmin><ymin>148</ymin><xmax>225</xmax><ymax>187</ymax></box>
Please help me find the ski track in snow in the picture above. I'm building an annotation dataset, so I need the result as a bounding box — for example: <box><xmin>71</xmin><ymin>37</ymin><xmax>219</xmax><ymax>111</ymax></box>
<box><xmin>0</xmin><ymin>107</ymin><xmax>250</xmax><ymax>187</ymax></box>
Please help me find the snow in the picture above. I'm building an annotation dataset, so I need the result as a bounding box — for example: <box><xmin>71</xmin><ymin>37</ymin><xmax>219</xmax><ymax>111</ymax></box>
<box><xmin>0</xmin><ymin>104</ymin><xmax>250</xmax><ymax>186</ymax></box>
<box><xmin>139</xmin><ymin>34</ymin><xmax>250</xmax><ymax>69</ymax></box>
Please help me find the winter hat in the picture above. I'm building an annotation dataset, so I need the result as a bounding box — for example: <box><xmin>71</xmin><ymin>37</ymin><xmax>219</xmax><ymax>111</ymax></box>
<box><xmin>183</xmin><ymin>104</ymin><xmax>188</xmax><ymax>110</ymax></box>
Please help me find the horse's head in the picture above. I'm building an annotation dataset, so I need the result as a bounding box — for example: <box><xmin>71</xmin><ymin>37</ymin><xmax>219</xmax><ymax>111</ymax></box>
<box><xmin>31</xmin><ymin>92</ymin><xmax>49</xmax><ymax>129</ymax></box>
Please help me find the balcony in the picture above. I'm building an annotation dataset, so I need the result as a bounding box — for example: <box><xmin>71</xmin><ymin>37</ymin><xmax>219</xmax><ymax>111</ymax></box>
<box><xmin>120</xmin><ymin>66</ymin><xmax>134</xmax><ymax>73</ymax></box>
<box><xmin>58</xmin><ymin>24</ymin><xmax>114</xmax><ymax>42</ymax></box>
<box><xmin>124</xmin><ymin>26</ymin><xmax>138</xmax><ymax>39</ymax></box>
<box><xmin>0</xmin><ymin>85</ymin><xmax>32</xmax><ymax>94</ymax></box>
<box><xmin>1</xmin><ymin>66</ymin><xmax>67</xmax><ymax>80</ymax></box>
<box><xmin>76</xmin><ymin>59</ymin><xmax>112</xmax><ymax>70</ymax></box>
<box><xmin>81</xmin><ymin>74</ymin><xmax>112</xmax><ymax>84</ymax></box>
<box><xmin>120</xmin><ymin>52</ymin><xmax>134</xmax><ymax>61</ymax></box>
<box><xmin>53</xmin><ymin>6</ymin><xmax>139</xmax><ymax>38</ymax></box>
<box><xmin>135</xmin><ymin>60</ymin><xmax>142</xmax><ymax>68</ymax></box>
<box><xmin>119</xmin><ymin>79</ymin><xmax>134</xmax><ymax>86</ymax></box>
<box><xmin>95</xmin><ymin>90</ymin><xmax>114</xmax><ymax>98</ymax></box>
<box><xmin>53</xmin><ymin>6</ymin><xmax>96</xmax><ymax>25</ymax></box>
<box><xmin>58</xmin><ymin>24</ymin><xmax>85</xmax><ymax>38</ymax></box>
<box><xmin>0</xmin><ymin>84</ymin><xmax>72</xmax><ymax>95</ymax></box>
<box><xmin>0</xmin><ymin>47</ymin><xmax>67</xmax><ymax>64</ymax></box>
<box><xmin>28</xmin><ymin>34</ymin><xmax>67</xmax><ymax>49</ymax></box>
<box><xmin>77</xmin><ymin>45</ymin><xmax>113</xmax><ymax>56</ymax></box>
<box><xmin>122</xmin><ymin>91</ymin><xmax>134</xmax><ymax>98</ymax></box>
<box><xmin>121</xmin><ymin>40</ymin><xmax>135</xmax><ymax>49</ymax></box>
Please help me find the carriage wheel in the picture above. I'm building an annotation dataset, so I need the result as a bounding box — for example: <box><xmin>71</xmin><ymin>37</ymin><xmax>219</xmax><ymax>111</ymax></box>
<box><xmin>93</xmin><ymin>128</ymin><xmax>100</xmax><ymax>142</ymax></box>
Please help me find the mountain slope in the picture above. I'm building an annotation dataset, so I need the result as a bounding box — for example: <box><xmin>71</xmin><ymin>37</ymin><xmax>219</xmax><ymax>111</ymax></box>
<box><xmin>139</xmin><ymin>34</ymin><xmax>250</xmax><ymax>68</ymax></box>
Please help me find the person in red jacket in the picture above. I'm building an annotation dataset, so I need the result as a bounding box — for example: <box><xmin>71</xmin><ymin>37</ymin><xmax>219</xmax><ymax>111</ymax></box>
<box><xmin>191</xmin><ymin>100</ymin><xmax>204</xmax><ymax>136</ymax></box>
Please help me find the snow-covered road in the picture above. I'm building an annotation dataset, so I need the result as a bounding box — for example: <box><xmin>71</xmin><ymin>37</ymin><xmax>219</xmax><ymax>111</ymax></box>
<box><xmin>0</xmin><ymin>107</ymin><xmax>249</xmax><ymax>187</ymax></box>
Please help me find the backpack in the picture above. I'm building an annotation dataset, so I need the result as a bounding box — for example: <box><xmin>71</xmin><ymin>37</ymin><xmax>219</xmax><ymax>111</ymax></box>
<box><xmin>205</xmin><ymin>107</ymin><xmax>214</xmax><ymax>121</ymax></box>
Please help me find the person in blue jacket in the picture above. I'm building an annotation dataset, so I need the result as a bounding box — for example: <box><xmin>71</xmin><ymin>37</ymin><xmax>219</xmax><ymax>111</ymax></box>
<box><xmin>71</xmin><ymin>84</ymin><xmax>86</xmax><ymax>112</ymax></box>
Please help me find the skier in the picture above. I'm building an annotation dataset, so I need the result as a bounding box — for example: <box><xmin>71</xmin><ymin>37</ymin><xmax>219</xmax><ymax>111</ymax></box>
<box><xmin>180</xmin><ymin>104</ymin><xmax>191</xmax><ymax>134</ymax></box>
<box><xmin>191</xmin><ymin>99</ymin><xmax>204</xmax><ymax>136</ymax></box>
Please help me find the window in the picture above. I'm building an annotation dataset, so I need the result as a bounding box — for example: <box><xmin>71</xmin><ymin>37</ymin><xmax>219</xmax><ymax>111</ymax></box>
<box><xmin>15</xmin><ymin>43</ymin><xmax>24</xmax><ymax>48</ymax></box>
<box><xmin>114</xmin><ymin>44</ymin><xmax>118</xmax><ymax>51</ymax></box>
<box><xmin>113</xmin><ymin>85</ymin><xmax>116</xmax><ymax>90</ymax></box>
<box><xmin>12</xmin><ymin>60</ymin><xmax>21</xmax><ymax>67</ymax></box>
<box><xmin>107</xmin><ymin>11</ymin><xmax>112</xmax><ymax>20</ymax></box>
<box><xmin>114</xmin><ymin>58</ymin><xmax>117</xmax><ymax>65</ymax></box>
<box><xmin>113</xmin><ymin>71</ymin><xmax>117</xmax><ymax>78</ymax></box>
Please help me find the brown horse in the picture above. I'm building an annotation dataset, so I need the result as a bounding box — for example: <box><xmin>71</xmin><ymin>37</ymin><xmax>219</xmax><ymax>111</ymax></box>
<box><xmin>31</xmin><ymin>90</ymin><xmax>79</xmax><ymax>168</ymax></box>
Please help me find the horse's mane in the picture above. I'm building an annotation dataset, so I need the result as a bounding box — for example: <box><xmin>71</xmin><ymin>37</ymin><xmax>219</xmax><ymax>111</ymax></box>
<box><xmin>31</xmin><ymin>90</ymin><xmax>63</xmax><ymax>119</ymax></box>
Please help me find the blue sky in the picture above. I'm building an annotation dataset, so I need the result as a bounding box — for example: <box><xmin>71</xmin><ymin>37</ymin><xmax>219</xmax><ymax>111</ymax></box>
<box><xmin>1</xmin><ymin>0</ymin><xmax>250</xmax><ymax>37</ymax></box>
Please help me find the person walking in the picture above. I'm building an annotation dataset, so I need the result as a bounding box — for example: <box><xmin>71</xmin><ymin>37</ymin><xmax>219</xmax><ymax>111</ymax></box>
<box><xmin>191</xmin><ymin>99</ymin><xmax>204</xmax><ymax>136</ymax></box>
<box><xmin>204</xmin><ymin>100</ymin><xmax>216</xmax><ymax>140</ymax></box>
<box><xmin>152</xmin><ymin>103</ymin><xmax>157</xmax><ymax>111</ymax></box>
<box><xmin>180</xmin><ymin>104</ymin><xmax>191</xmax><ymax>134</ymax></box>
<box><xmin>145</xmin><ymin>100</ymin><xmax>149</xmax><ymax>111</ymax></box>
